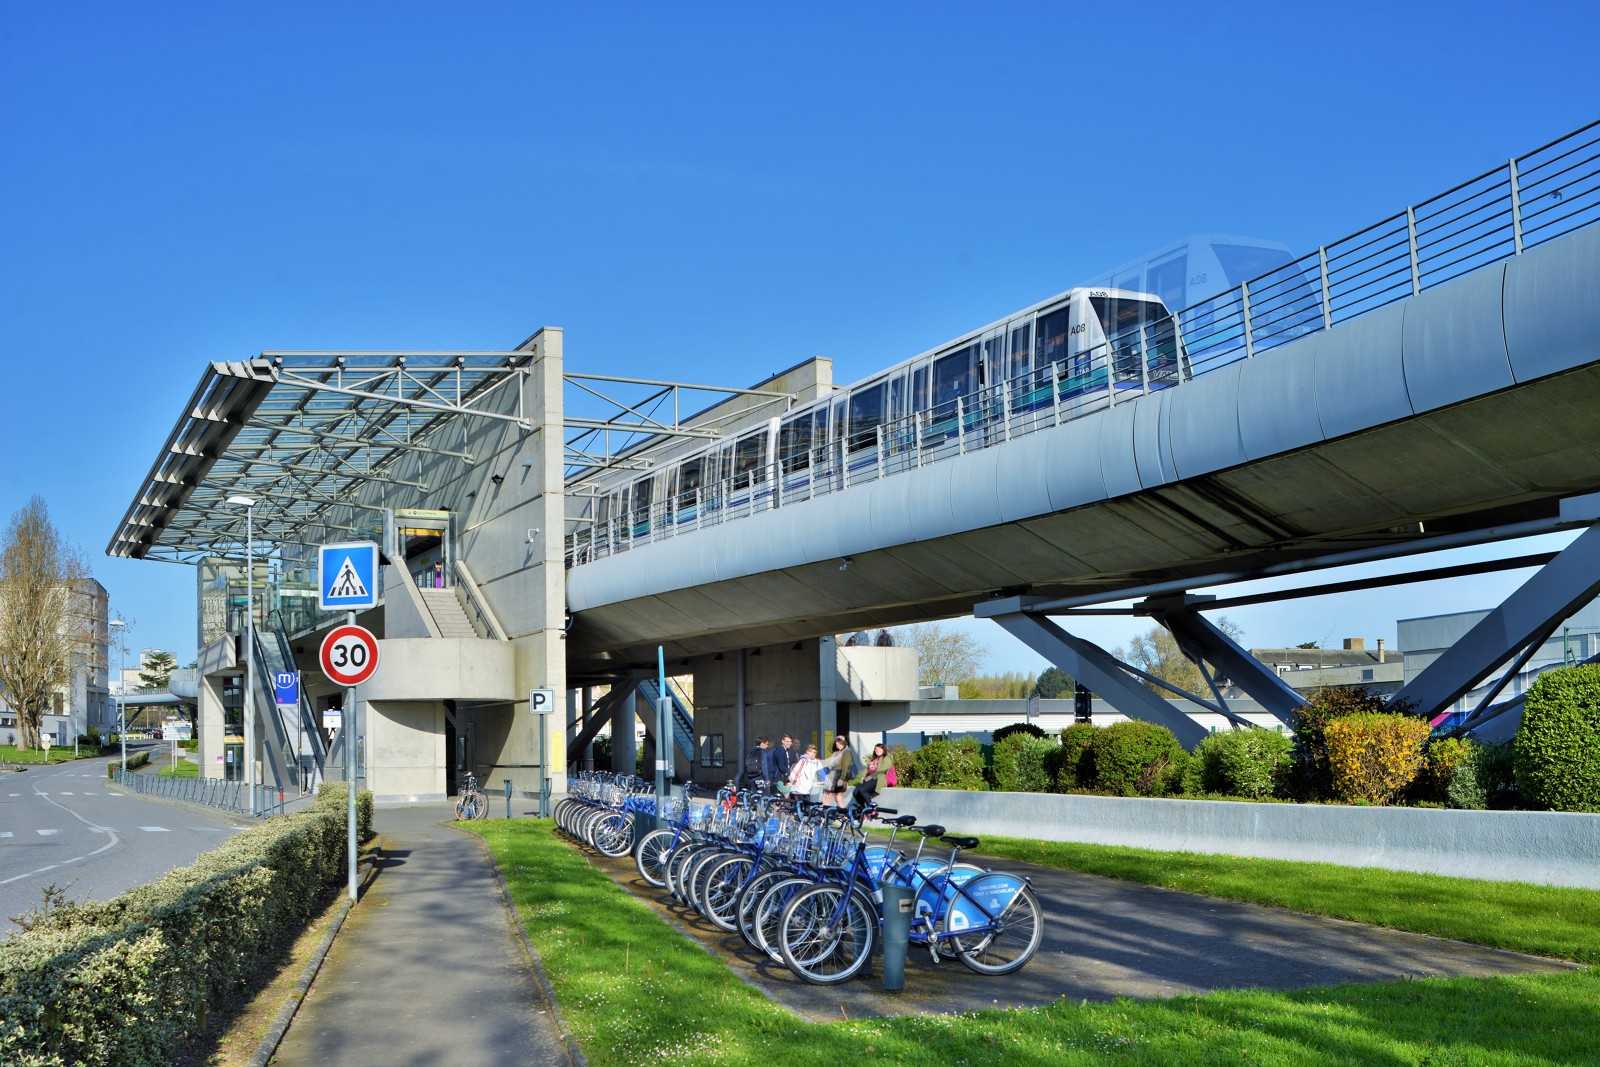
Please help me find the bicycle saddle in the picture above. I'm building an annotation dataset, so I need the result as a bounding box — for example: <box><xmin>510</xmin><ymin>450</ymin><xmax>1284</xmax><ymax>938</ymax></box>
<box><xmin>916</xmin><ymin>824</ymin><xmax>946</xmax><ymax>837</ymax></box>
<box><xmin>940</xmin><ymin>836</ymin><xmax>980</xmax><ymax>851</ymax></box>
<box><xmin>889</xmin><ymin>814</ymin><xmax>917</xmax><ymax>827</ymax></box>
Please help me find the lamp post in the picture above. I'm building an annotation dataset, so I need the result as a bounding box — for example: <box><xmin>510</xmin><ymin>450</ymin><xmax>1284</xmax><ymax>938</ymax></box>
<box><xmin>109</xmin><ymin>617</ymin><xmax>126</xmax><ymax>772</ymax></box>
<box><xmin>228</xmin><ymin>495</ymin><xmax>257</xmax><ymax>813</ymax></box>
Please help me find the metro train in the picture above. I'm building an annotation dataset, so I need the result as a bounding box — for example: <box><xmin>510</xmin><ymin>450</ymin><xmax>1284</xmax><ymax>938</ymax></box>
<box><xmin>567</xmin><ymin>284</ymin><xmax>1184</xmax><ymax>559</ymax></box>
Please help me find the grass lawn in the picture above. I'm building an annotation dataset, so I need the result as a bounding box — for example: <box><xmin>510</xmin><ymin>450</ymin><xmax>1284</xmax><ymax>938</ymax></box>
<box><xmin>476</xmin><ymin>822</ymin><xmax>1600</xmax><ymax>1067</ymax></box>
<box><xmin>158</xmin><ymin>758</ymin><xmax>200</xmax><ymax>778</ymax></box>
<box><xmin>0</xmin><ymin>743</ymin><xmax>88</xmax><ymax>765</ymax></box>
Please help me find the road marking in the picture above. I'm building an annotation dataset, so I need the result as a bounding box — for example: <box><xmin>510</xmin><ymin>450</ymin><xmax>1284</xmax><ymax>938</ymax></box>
<box><xmin>37</xmin><ymin>829</ymin><xmax>60</xmax><ymax>836</ymax></box>
<box><xmin>138</xmin><ymin>826</ymin><xmax>170</xmax><ymax>833</ymax></box>
<box><xmin>0</xmin><ymin>832</ymin><xmax>12</xmax><ymax>838</ymax></box>
<box><xmin>59</xmin><ymin>791</ymin><xmax>74</xmax><ymax>795</ymax></box>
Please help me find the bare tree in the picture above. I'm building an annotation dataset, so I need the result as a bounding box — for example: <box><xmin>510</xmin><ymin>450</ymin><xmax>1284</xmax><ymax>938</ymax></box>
<box><xmin>1116</xmin><ymin>616</ymin><xmax>1245</xmax><ymax>696</ymax></box>
<box><xmin>0</xmin><ymin>496</ymin><xmax>94</xmax><ymax>749</ymax></box>
<box><xmin>899</xmin><ymin>622</ymin><xmax>989</xmax><ymax>687</ymax></box>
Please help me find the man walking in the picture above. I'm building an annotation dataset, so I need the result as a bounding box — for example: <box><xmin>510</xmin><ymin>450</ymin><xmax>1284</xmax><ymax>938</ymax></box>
<box><xmin>765</xmin><ymin>733</ymin><xmax>794</xmax><ymax>792</ymax></box>
<box><xmin>741</xmin><ymin>736</ymin><xmax>770</xmax><ymax>791</ymax></box>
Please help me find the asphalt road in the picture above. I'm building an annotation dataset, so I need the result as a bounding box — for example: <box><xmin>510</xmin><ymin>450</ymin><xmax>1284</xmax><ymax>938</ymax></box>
<box><xmin>0</xmin><ymin>748</ymin><xmax>248</xmax><ymax>936</ymax></box>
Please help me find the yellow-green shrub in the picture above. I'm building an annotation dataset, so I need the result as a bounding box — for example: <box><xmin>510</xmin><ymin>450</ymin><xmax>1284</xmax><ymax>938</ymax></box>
<box><xmin>1324</xmin><ymin>712</ymin><xmax>1431</xmax><ymax>805</ymax></box>
<box><xmin>0</xmin><ymin>786</ymin><xmax>370</xmax><ymax>1066</ymax></box>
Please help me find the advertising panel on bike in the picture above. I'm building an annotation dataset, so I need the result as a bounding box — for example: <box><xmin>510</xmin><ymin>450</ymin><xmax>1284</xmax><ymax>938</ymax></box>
<box><xmin>942</xmin><ymin>872</ymin><xmax>1028</xmax><ymax>932</ymax></box>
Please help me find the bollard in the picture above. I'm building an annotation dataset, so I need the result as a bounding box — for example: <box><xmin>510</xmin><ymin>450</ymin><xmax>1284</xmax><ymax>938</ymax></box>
<box><xmin>505</xmin><ymin>778</ymin><xmax>513</xmax><ymax>819</ymax></box>
<box><xmin>881</xmin><ymin>880</ymin><xmax>914</xmax><ymax>992</ymax></box>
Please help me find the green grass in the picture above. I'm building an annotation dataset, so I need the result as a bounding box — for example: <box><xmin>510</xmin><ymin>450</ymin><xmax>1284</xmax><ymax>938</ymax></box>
<box><xmin>157</xmin><ymin>758</ymin><xmax>199</xmax><ymax>778</ymax></box>
<box><xmin>0</xmin><ymin>743</ymin><xmax>83</xmax><ymax>765</ymax></box>
<box><xmin>960</xmin><ymin>835</ymin><xmax>1600</xmax><ymax>965</ymax></box>
<box><xmin>475</xmin><ymin>822</ymin><xmax>1600</xmax><ymax>1067</ymax></box>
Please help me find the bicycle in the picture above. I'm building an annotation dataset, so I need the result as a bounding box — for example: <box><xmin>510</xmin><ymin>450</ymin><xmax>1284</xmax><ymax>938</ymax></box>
<box><xmin>455</xmin><ymin>771</ymin><xmax>488</xmax><ymax>820</ymax></box>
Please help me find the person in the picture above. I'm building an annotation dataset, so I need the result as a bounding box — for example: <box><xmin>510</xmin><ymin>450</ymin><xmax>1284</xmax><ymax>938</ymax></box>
<box><xmin>741</xmin><ymin>736</ymin><xmax>770</xmax><ymax>791</ymax></box>
<box><xmin>818</xmin><ymin>734</ymin><xmax>856</xmax><ymax>808</ymax></box>
<box><xmin>788</xmin><ymin>742</ymin><xmax>823</xmax><ymax>801</ymax></box>
<box><xmin>852</xmin><ymin>742</ymin><xmax>895</xmax><ymax>810</ymax></box>
<box><xmin>765</xmin><ymin>733</ymin><xmax>794</xmax><ymax>792</ymax></box>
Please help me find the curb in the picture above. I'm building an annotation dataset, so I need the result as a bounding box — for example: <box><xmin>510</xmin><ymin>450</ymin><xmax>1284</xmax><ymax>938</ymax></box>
<box><xmin>459</xmin><ymin>821</ymin><xmax>589</xmax><ymax>1067</ymax></box>
<box><xmin>245</xmin><ymin>846</ymin><xmax>381</xmax><ymax>1067</ymax></box>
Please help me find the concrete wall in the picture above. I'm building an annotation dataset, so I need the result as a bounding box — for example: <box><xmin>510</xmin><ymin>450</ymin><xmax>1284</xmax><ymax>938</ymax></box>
<box><xmin>882</xmin><ymin>787</ymin><xmax>1600</xmax><ymax>890</ymax></box>
<box><xmin>367</xmin><ymin>699</ymin><xmax>445</xmax><ymax>800</ymax></box>
<box><xmin>835</xmin><ymin>645</ymin><xmax>918</xmax><ymax>701</ymax></box>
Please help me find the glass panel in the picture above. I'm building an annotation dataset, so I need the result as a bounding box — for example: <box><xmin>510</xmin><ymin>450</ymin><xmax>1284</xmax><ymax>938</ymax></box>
<box><xmin>779</xmin><ymin>416</ymin><xmax>813</xmax><ymax>473</ymax></box>
<box><xmin>733</xmin><ymin>433</ymin><xmax>766</xmax><ymax>487</ymax></box>
<box><xmin>1037</xmin><ymin>308</ymin><xmax>1070</xmax><ymax>368</ymax></box>
<box><xmin>1146</xmin><ymin>255</ymin><xmax>1188</xmax><ymax>311</ymax></box>
<box><xmin>847</xmin><ymin>382</ymin><xmax>886</xmax><ymax>451</ymax></box>
<box><xmin>932</xmin><ymin>344</ymin><xmax>978</xmax><ymax>409</ymax></box>
<box><xmin>911</xmin><ymin>366</ymin><xmax>930</xmax><ymax>411</ymax></box>
<box><xmin>1008</xmin><ymin>321</ymin><xmax>1032</xmax><ymax>383</ymax></box>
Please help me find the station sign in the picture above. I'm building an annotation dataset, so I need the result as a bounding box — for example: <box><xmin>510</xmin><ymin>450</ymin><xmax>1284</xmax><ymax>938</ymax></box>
<box><xmin>273</xmin><ymin>670</ymin><xmax>300</xmax><ymax>708</ymax></box>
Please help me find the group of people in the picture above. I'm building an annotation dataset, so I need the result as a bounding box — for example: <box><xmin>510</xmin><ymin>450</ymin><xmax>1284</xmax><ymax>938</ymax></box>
<box><xmin>740</xmin><ymin>733</ymin><xmax>896</xmax><ymax>810</ymax></box>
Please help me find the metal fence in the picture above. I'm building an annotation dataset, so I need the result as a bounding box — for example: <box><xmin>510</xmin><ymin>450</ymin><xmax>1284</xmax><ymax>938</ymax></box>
<box><xmin>566</xmin><ymin>120</ymin><xmax>1600</xmax><ymax>566</ymax></box>
<box><xmin>112</xmin><ymin>767</ymin><xmax>291</xmax><ymax>817</ymax></box>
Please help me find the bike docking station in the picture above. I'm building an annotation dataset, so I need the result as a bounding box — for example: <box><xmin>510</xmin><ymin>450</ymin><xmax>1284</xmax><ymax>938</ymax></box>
<box><xmin>880</xmin><ymin>881</ymin><xmax>915</xmax><ymax>991</ymax></box>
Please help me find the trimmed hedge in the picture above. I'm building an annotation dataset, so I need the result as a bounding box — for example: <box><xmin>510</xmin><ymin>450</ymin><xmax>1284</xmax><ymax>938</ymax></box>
<box><xmin>991</xmin><ymin>734</ymin><xmax>1056</xmax><ymax>793</ymax></box>
<box><xmin>1190</xmin><ymin>727</ymin><xmax>1293</xmax><ymax>799</ymax></box>
<box><xmin>1087</xmin><ymin>720</ymin><xmax>1189</xmax><ymax>797</ymax></box>
<box><xmin>1515</xmin><ymin>664</ymin><xmax>1600</xmax><ymax>813</ymax></box>
<box><xmin>896</xmin><ymin>737</ymin><xmax>987</xmax><ymax>790</ymax></box>
<box><xmin>1050</xmin><ymin>723</ymin><xmax>1097</xmax><ymax>792</ymax></box>
<box><xmin>0</xmin><ymin>785</ymin><xmax>372</xmax><ymax>1066</ymax></box>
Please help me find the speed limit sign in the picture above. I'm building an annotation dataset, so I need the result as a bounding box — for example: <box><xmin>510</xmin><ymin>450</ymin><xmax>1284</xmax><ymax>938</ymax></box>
<box><xmin>320</xmin><ymin>624</ymin><xmax>380</xmax><ymax>687</ymax></box>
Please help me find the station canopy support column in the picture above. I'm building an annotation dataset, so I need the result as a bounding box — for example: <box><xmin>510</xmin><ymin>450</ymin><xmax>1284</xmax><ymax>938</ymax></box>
<box><xmin>1148</xmin><ymin>596</ymin><xmax>1304</xmax><ymax>725</ymax></box>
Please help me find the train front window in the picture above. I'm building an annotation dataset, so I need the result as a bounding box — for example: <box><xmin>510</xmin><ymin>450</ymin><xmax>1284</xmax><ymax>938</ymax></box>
<box><xmin>1211</xmin><ymin>244</ymin><xmax>1293</xmax><ymax>288</ymax></box>
<box><xmin>1089</xmin><ymin>295</ymin><xmax>1169</xmax><ymax>342</ymax></box>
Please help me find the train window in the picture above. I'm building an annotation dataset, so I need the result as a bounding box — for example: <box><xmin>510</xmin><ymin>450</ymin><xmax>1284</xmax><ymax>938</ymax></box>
<box><xmin>887</xmin><ymin>375</ymin><xmax>905</xmax><ymax>425</ymax></box>
<box><xmin>981</xmin><ymin>332</ymin><xmax>1005</xmax><ymax>388</ymax></box>
<box><xmin>1037</xmin><ymin>308</ymin><xmax>1070</xmax><ymax>368</ymax></box>
<box><xmin>1089</xmin><ymin>295</ymin><xmax>1168</xmax><ymax>340</ymax></box>
<box><xmin>1008</xmin><ymin>321</ymin><xmax>1032</xmax><ymax>383</ymax></box>
<box><xmin>678</xmin><ymin>457</ymin><xmax>704</xmax><ymax>498</ymax></box>
<box><xmin>733</xmin><ymin>432</ymin><xmax>766</xmax><ymax>487</ymax></box>
<box><xmin>1147</xmin><ymin>256</ymin><xmax>1188</xmax><ymax>312</ymax></box>
<box><xmin>911</xmin><ymin>366</ymin><xmax>929</xmax><ymax>412</ymax></box>
<box><xmin>779</xmin><ymin>416</ymin><xmax>813</xmax><ymax>473</ymax></box>
<box><xmin>1211</xmin><ymin>243</ymin><xmax>1294</xmax><ymax>289</ymax></box>
<box><xmin>632</xmin><ymin>477</ymin><xmax>653</xmax><ymax>521</ymax></box>
<box><xmin>932</xmin><ymin>344</ymin><xmax>977</xmax><ymax>409</ymax></box>
<box><xmin>847</xmin><ymin>382</ymin><xmax>885</xmax><ymax>451</ymax></box>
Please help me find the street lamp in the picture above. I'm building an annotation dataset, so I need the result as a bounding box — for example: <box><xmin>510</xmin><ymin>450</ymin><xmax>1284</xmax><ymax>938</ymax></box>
<box><xmin>108</xmin><ymin>617</ymin><xmax>126</xmax><ymax>773</ymax></box>
<box><xmin>228</xmin><ymin>495</ymin><xmax>257</xmax><ymax>812</ymax></box>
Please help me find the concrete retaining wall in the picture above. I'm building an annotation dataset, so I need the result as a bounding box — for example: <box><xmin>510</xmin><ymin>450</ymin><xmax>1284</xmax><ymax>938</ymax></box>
<box><xmin>880</xmin><ymin>787</ymin><xmax>1600</xmax><ymax>889</ymax></box>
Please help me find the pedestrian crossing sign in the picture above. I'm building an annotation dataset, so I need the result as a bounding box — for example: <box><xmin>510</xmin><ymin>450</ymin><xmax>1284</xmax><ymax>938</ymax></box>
<box><xmin>319</xmin><ymin>542</ymin><xmax>381</xmax><ymax>610</ymax></box>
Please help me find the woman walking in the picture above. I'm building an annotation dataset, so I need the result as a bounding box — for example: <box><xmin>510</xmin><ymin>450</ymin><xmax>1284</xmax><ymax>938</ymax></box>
<box><xmin>819</xmin><ymin>734</ymin><xmax>856</xmax><ymax>808</ymax></box>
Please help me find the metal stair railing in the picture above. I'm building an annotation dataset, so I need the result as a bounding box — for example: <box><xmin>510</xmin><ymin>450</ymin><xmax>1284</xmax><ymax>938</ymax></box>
<box><xmin>637</xmin><ymin>677</ymin><xmax>696</xmax><ymax>761</ymax></box>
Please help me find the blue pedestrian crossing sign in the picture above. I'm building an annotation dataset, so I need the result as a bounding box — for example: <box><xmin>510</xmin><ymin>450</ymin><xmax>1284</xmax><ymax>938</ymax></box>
<box><xmin>319</xmin><ymin>542</ymin><xmax>381</xmax><ymax>610</ymax></box>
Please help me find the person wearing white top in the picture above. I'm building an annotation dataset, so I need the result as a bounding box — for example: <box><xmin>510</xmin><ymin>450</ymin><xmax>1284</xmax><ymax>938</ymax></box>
<box><xmin>788</xmin><ymin>743</ymin><xmax>823</xmax><ymax>801</ymax></box>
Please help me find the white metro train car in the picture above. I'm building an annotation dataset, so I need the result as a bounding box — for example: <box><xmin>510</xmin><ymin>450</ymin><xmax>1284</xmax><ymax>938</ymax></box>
<box><xmin>567</xmin><ymin>283</ymin><xmax>1184</xmax><ymax>562</ymax></box>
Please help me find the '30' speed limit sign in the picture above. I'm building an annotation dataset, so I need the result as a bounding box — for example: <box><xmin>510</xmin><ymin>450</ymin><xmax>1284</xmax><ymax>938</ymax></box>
<box><xmin>320</xmin><ymin>624</ymin><xmax>380</xmax><ymax>687</ymax></box>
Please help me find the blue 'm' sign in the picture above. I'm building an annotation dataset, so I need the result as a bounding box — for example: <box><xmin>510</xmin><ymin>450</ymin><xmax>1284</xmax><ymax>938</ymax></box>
<box><xmin>274</xmin><ymin>671</ymin><xmax>300</xmax><ymax>707</ymax></box>
<box><xmin>319</xmin><ymin>542</ymin><xmax>381</xmax><ymax>610</ymax></box>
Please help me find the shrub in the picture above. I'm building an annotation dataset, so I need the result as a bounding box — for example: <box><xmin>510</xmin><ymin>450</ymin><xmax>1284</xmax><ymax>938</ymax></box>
<box><xmin>1448</xmin><ymin>740</ymin><xmax>1518</xmax><ymax>810</ymax></box>
<box><xmin>1514</xmin><ymin>664</ymin><xmax>1600</xmax><ymax>813</ymax></box>
<box><xmin>1191</xmin><ymin>728</ymin><xmax>1293</xmax><ymax>799</ymax></box>
<box><xmin>1414</xmin><ymin>736</ymin><xmax>1479</xmax><ymax>806</ymax></box>
<box><xmin>1324</xmin><ymin>712</ymin><xmax>1431</xmax><ymax>805</ymax></box>
<box><xmin>0</xmin><ymin>786</ymin><xmax>370</xmax><ymax>1066</ymax></box>
<box><xmin>992</xmin><ymin>721</ymin><xmax>1046</xmax><ymax>744</ymax></box>
<box><xmin>991</xmin><ymin>734</ymin><xmax>1056</xmax><ymax>792</ymax></box>
<box><xmin>1289</xmin><ymin>686</ymin><xmax>1406</xmax><ymax>800</ymax></box>
<box><xmin>1050</xmin><ymin>723</ymin><xmax>1097</xmax><ymax>792</ymax></box>
<box><xmin>897</xmin><ymin>737</ymin><xmax>987</xmax><ymax>791</ymax></box>
<box><xmin>1086</xmin><ymin>720</ymin><xmax>1188</xmax><ymax>797</ymax></box>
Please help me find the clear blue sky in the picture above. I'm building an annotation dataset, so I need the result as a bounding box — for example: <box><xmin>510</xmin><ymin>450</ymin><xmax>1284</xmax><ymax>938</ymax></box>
<box><xmin>2</xmin><ymin>2</ymin><xmax>1595</xmax><ymax>670</ymax></box>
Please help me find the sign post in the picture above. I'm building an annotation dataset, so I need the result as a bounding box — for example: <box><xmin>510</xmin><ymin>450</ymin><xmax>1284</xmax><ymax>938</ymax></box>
<box><xmin>319</xmin><ymin>543</ymin><xmax>380</xmax><ymax>905</ymax></box>
<box><xmin>529</xmin><ymin>688</ymin><xmax>555</xmax><ymax>817</ymax></box>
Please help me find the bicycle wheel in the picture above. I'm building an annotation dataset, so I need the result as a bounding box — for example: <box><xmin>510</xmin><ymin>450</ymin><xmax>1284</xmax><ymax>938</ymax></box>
<box><xmin>687</xmin><ymin>849</ymin><xmax>735</xmax><ymax>916</ymax></box>
<box><xmin>753</xmin><ymin>876</ymin><xmax>813</xmax><ymax>960</ymax></box>
<box><xmin>736</xmin><ymin>867</ymin><xmax>793</xmax><ymax>948</ymax></box>
<box><xmin>458</xmin><ymin>791</ymin><xmax>486</xmax><ymax>821</ymax></box>
<box><xmin>701</xmin><ymin>855</ymin><xmax>755</xmax><ymax>932</ymax></box>
<box><xmin>778</xmin><ymin>884</ymin><xmax>876</xmax><ymax>985</ymax></box>
<box><xmin>635</xmin><ymin>828</ymin><xmax>676</xmax><ymax>887</ymax></box>
<box><xmin>944</xmin><ymin>874</ymin><xmax>1042</xmax><ymax>976</ymax></box>
<box><xmin>591</xmin><ymin>811</ymin><xmax>634</xmax><ymax>857</ymax></box>
<box><xmin>666</xmin><ymin>842</ymin><xmax>713</xmax><ymax>902</ymax></box>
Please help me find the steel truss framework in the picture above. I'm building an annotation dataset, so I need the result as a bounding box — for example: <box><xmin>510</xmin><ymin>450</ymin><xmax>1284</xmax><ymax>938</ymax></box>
<box><xmin>977</xmin><ymin>499</ymin><xmax>1600</xmax><ymax>744</ymax></box>
<box><xmin>108</xmin><ymin>349</ymin><xmax>796</xmax><ymax>565</ymax></box>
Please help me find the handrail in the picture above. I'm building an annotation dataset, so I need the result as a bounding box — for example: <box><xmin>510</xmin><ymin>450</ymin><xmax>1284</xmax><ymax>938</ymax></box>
<box><xmin>564</xmin><ymin>120</ymin><xmax>1600</xmax><ymax>567</ymax></box>
<box><xmin>453</xmin><ymin>560</ymin><xmax>508</xmax><ymax>640</ymax></box>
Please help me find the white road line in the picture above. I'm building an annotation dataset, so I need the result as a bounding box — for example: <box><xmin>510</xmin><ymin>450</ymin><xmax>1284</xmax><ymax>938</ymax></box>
<box><xmin>0</xmin><ymin>832</ymin><xmax>12</xmax><ymax>838</ymax></box>
<box><xmin>138</xmin><ymin>826</ymin><xmax>170</xmax><ymax>833</ymax></box>
<box><xmin>37</xmin><ymin>829</ymin><xmax>60</xmax><ymax>836</ymax></box>
<box><xmin>59</xmin><ymin>791</ymin><xmax>74</xmax><ymax>795</ymax></box>
<box><xmin>0</xmin><ymin>781</ymin><xmax>126</xmax><ymax>888</ymax></box>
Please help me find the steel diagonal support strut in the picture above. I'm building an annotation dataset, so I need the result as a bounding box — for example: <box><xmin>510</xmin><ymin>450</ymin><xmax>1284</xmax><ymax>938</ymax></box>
<box><xmin>1391</xmin><ymin>522</ymin><xmax>1600</xmax><ymax>721</ymax></box>
<box><xmin>568</xmin><ymin>681</ymin><xmax>636</xmax><ymax>757</ymax></box>
<box><xmin>982</xmin><ymin>599</ymin><xmax>1209</xmax><ymax>748</ymax></box>
<box><xmin>1150</xmin><ymin>597</ymin><xmax>1305</xmax><ymax>728</ymax></box>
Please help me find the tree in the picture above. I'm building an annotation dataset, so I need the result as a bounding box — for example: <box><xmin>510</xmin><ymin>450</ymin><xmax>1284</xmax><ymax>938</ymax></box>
<box><xmin>137</xmin><ymin>649</ymin><xmax>179</xmax><ymax>691</ymax></box>
<box><xmin>1115</xmin><ymin>616</ymin><xmax>1245</xmax><ymax>696</ymax></box>
<box><xmin>899</xmin><ymin>622</ymin><xmax>988</xmax><ymax>687</ymax></box>
<box><xmin>1035</xmin><ymin>666</ymin><xmax>1074</xmax><ymax>699</ymax></box>
<box><xmin>0</xmin><ymin>496</ymin><xmax>95</xmax><ymax>750</ymax></box>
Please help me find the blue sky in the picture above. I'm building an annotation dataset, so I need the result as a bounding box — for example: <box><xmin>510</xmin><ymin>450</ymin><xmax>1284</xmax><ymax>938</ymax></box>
<box><xmin>2</xmin><ymin>2</ymin><xmax>1595</xmax><ymax>670</ymax></box>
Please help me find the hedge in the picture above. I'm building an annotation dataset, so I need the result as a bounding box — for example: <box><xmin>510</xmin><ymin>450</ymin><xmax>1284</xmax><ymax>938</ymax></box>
<box><xmin>0</xmin><ymin>784</ymin><xmax>372</xmax><ymax>1066</ymax></box>
<box><xmin>1190</xmin><ymin>727</ymin><xmax>1293</xmax><ymax>799</ymax></box>
<box><xmin>1086</xmin><ymin>720</ymin><xmax>1189</xmax><ymax>796</ymax></box>
<box><xmin>991</xmin><ymin>734</ymin><xmax>1056</xmax><ymax>793</ymax></box>
<box><xmin>1515</xmin><ymin>664</ymin><xmax>1600</xmax><ymax>813</ymax></box>
<box><xmin>1324</xmin><ymin>712</ymin><xmax>1431</xmax><ymax>805</ymax></box>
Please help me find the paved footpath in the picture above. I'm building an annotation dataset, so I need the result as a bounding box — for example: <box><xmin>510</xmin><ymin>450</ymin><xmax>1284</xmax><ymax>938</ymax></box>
<box><xmin>271</xmin><ymin>803</ymin><xmax>576</xmax><ymax>1067</ymax></box>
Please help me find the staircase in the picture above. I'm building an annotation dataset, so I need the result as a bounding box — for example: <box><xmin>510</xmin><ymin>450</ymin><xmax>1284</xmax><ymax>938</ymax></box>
<box><xmin>638</xmin><ymin>677</ymin><xmax>696</xmax><ymax>761</ymax></box>
<box><xmin>419</xmin><ymin>587</ymin><xmax>479</xmax><ymax>639</ymax></box>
